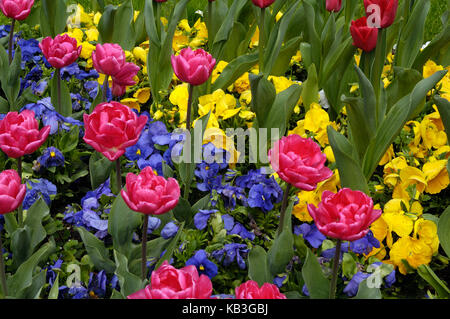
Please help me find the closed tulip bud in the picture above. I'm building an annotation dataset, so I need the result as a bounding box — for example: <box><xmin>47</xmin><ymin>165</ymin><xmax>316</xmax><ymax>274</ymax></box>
<box><xmin>0</xmin><ymin>0</ymin><xmax>34</xmax><ymax>21</ymax></box>
<box><xmin>0</xmin><ymin>110</ymin><xmax>50</xmax><ymax>158</ymax></box>
<box><xmin>326</xmin><ymin>0</ymin><xmax>342</xmax><ymax>12</ymax></box>
<box><xmin>39</xmin><ymin>34</ymin><xmax>82</xmax><ymax>69</ymax></box>
<box><xmin>171</xmin><ymin>48</ymin><xmax>216</xmax><ymax>86</ymax></box>
<box><xmin>121</xmin><ymin>166</ymin><xmax>180</xmax><ymax>216</ymax></box>
<box><xmin>307</xmin><ymin>188</ymin><xmax>382</xmax><ymax>241</ymax></box>
<box><xmin>0</xmin><ymin>169</ymin><xmax>26</xmax><ymax>214</ymax></box>
<box><xmin>251</xmin><ymin>0</ymin><xmax>276</xmax><ymax>9</ymax></box>
<box><xmin>350</xmin><ymin>17</ymin><xmax>379</xmax><ymax>52</ymax></box>
<box><xmin>83</xmin><ymin>102</ymin><xmax>147</xmax><ymax>161</ymax></box>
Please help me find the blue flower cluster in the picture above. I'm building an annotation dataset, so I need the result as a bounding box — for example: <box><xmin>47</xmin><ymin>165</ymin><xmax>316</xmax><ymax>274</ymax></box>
<box><xmin>212</xmin><ymin>243</ymin><xmax>249</xmax><ymax>270</ymax></box>
<box><xmin>59</xmin><ymin>270</ymin><xmax>119</xmax><ymax>299</ymax></box>
<box><xmin>23</xmin><ymin>178</ymin><xmax>57</xmax><ymax>210</ymax></box>
<box><xmin>63</xmin><ymin>179</ymin><xmax>115</xmax><ymax>239</ymax></box>
<box><xmin>222</xmin><ymin>214</ymin><xmax>255</xmax><ymax>240</ymax></box>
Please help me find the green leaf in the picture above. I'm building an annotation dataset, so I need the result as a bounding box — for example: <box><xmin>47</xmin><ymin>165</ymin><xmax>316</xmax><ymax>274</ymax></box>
<box><xmin>300</xmin><ymin>64</ymin><xmax>319</xmax><ymax>110</ymax></box>
<box><xmin>40</xmin><ymin>0</ymin><xmax>69</xmax><ymax>37</ymax></box>
<box><xmin>48</xmin><ymin>274</ymin><xmax>59</xmax><ymax>299</ymax></box>
<box><xmin>77</xmin><ymin>227</ymin><xmax>116</xmax><ymax>274</ymax></box>
<box><xmin>302</xmin><ymin>248</ymin><xmax>330</xmax><ymax>299</ymax></box>
<box><xmin>267</xmin><ymin>229</ymin><xmax>294</xmax><ymax>276</ymax></box>
<box><xmin>108</xmin><ymin>193</ymin><xmax>142</xmax><ymax>258</ymax></box>
<box><xmin>16</xmin><ymin>271</ymin><xmax>46</xmax><ymax>299</ymax></box>
<box><xmin>248</xmin><ymin>245</ymin><xmax>271</xmax><ymax>286</ymax></box>
<box><xmin>89</xmin><ymin>152</ymin><xmax>114</xmax><ymax>190</ymax></box>
<box><xmin>114</xmin><ymin>250</ymin><xmax>145</xmax><ymax>298</ymax></box>
<box><xmin>59</xmin><ymin>126</ymin><xmax>79</xmax><ymax>153</ymax></box>
<box><xmin>249</xmin><ymin>73</ymin><xmax>276</xmax><ymax>126</ymax></box>
<box><xmin>386</xmin><ymin>67</ymin><xmax>422</xmax><ymax>113</ymax></box>
<box><xmin>98</xmin><ymin>5</ymin><xmax>116</xmax><ymax>44</ymax></box>
<box><xmin>154</xmin><ymin>222</ymin><xmax>185</xmax><ymax>270</ymax></box>
<box><xmin>112</xmin><ymin>0</ymin><xmax>135</xmax><ymax>51</ymax></box>
<box><xmin>433</xmin><ymin>96</ymin><xmax>450</xmax><ymax>140</ymax></box>
<box><xmin>172</xmin><ymin>197</ymin><xmax>192</xmax><ymax>225</ymax></box>
<box><xmin>327</xmin><ymin>126</ymin><xmax>369</xmax><ymax>193</ymax></box>
<box><xmin>342</xmin><ymin>253</ymin><xmax>357</xmax><ymax>279</ymax></box>
<box><xmin>417</xmin><ymin>264</ymin><xmax>450</xmax><ymax>298</ymax></box>
<box><xmin>7</xmin><ymin>239</ymin><xmax>55</xmax><ymax>297</ymax></box>
<box><xmin>437</xmin><ymin>206</ymin><xmax>450</xmax><ymax>258</ymax></box>
<box><xmin>354</xmin><ymin>279</ymin><xmax>381</xmax><ymax>299</ymax></box>
<box><xmin>50</xmin><ymin>71</ymin><xmax>73</xmax><ymax>117</ymax></box>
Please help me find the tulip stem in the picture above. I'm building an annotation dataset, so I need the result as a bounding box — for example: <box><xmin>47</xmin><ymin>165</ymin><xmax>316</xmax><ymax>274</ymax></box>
<box><xmin>258</xmin><ymin>7</ymin><xmax>266</xmax><ymax>74</ymax></box>
<box><xmin>185</xmin><ymin>84</ymin><xmax>194</xmax><ymax>131</ymax></box>
<box><xmin>141</xmin><ymin>214</ymin><xmax>149</xmax><ymax>281</ymax></box>
<box><xmin>8</xmin><ymin>18</ymin><xmax>15</xmax><ymax>64</ymax></box>
<box><xmin>56</xmin><ymin>68</ymin><xmax>62</xmax><ymax>115</ymax></box>
<box><xmin>329</xmin><ymin>239</ymin><xmax>342</xmax><ymax>299</ymax></box>
<box><xmin>277</xmin><ymin>183</ymin><xmax>292</xmax><ymax>236</ymax></box>
<box><xmin>17</xmin><ymin>157</ymin><xmax>23</xmax><ymax>228</ymax></box>
<box><xmin>115</xmin><ymin>158</ymin><xmax>122</xmax><ymax>191</ymax></box>
<box><xmin>102</xmin><ymin>75</ymin><xmax>109</xmax><ymax>102</ymax></box>
<box><xmin>0</xmin><ymin>233</ymin><xmax>8</xmax><ymax>297</ymax></box>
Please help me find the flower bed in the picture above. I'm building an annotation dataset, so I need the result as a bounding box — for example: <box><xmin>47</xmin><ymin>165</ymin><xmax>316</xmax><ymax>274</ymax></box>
<box><xmin>0</xmin><ymin>0</ymin><xmax>449</xmax><ymax>300</ymax></box>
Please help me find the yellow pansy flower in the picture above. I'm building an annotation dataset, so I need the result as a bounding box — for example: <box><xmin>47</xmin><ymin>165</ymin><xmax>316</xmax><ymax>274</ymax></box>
<box><xmin>133</xmin><ymin>87</ymin><xmax>151</xmax><ymax>104</ymax></box>
<box><xmin>324</xmin><ymin>146</ymin><xmax>335</xmax><ymax>163</ymax></box>
<box><xmin>392</xmin><ymin>166</ymin><xmax>427</xmax><ymax>201</ymax></box>
<box><xmin>169</xmin><ymin>84</ymin><xmax>189</xmax><ymax>122</ymax></box>
<box><xmin>239</xmin><ymin>90</ymin><xmax>252</xmax><ymax>106</ymax></box>
<box><xmin>288</xmin><ymin>120</ymin><xmax>307</xmax><ymax>138</ymax></box>
<box><xmin>173</xmin><ymin>30</ymin><xmax>189</xmax><ymax>52</ymax></box>
<box><xmin>420</xmin><ymin>115</ymin><xmax>447</xmax><ymax>150</ymax></box>
<box><xmin>233</xmin><ymin>73</ymin><xmax>251</xmax><ymax>94</ymax></box>
<box><xmin>250</xmin><ymin>27</ymin><xmax>259</xmax><ymax>48</ymax></box>
<box><xmin>132</xmin><ymin>47</ymin><xmax>148</xmax><ymax>64</ymax></box>
<box><xmin>80</xmin><ymin>41</ymin><xmax>96</xmax><ymax>60</ymax></box>
<box><xmin>389</xmin><ymin>236</ymin><xmax>433</xmax><ymax>274</ymax></box>
<box><xmin>422</xmin><ymin>159</ymin><xmax>450</xmax><ymax>194</ymax></box>
<box><xmin>379</xmin><ymin>145</ymin><xmax>395</xmax><ymax>166</ymax></box>
<box><xmin>268</xmin><ymin>76</ymin><xmax>293</xmax><ymax>94</ymax></box>
<box><xmin>121</xmin><ymin>98</ymin><xmax>140</xmax><ymax>112</ymax></box>
<box><xmin>414</xmin><ymin>219</ymin><xmax>439</xmax><ymax>254</ymax></box>
<box><xmin>85</xmin><ymin>28</ymin><xmax>99</xmax><ymax>42</ymax></box>
<box><xmin>211</xmin><ymin>61</ymin><xmax>228</xmax><ymax>83</ymax></box>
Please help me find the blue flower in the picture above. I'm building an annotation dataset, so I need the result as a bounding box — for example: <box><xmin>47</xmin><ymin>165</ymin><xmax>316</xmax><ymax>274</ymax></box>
<box><xmin>147</xmin><ymin>217</ymin><xmax>161</xmax><ymax>235</ymax></box>
<box><xmin>193</xmin><ymin>209</ymin><xmax>217</xmax><ymax>230</ymax></box>
<box><xmin>343</xmin><ymin>271</ymin><xmax>371</xmax><ymax>297</ymax></box>
<box><xmin>321</xmin><ymin>242</ymin><xmax>350</xmax><ymax>260</ymax></box>
<box><xmin>302</xmin><ymin>284</ymin><xmax>310</xmax><ymax>297</ymax></box>
<box><xmin>221</xmin><ymin>214</ymin><xmax>255</xmax><ymax>240</ymax></box>
<box><xmin>0</xmin><ymin>215</ymin><xmax>4</xmax><ymax>232</ymax></box>
<box><xmin>88</xmin><ymin>270</ymin><xmax>108</xmax><ymax>298</ymax></box>
<box><xmin>84</xmin><ymin>81</ymin><xmax>99</xmax><ymax>99</ymax></box>
<box><xmin>349</xmin><ymin>230</ymin><xmax>380</xmax><ymax>255</ymax></box>
<box><xmin>37</xmin><ymin>147</ymin><xmax>65</xmax><ymax>168</ymax></box>
<box><xmin>216</xmin><ymin>185</ymin><xmax>247</xmax><ymax>209</ymax></box>
<box><xmin>45</xmin><ymin>258</ymin><xmax>63</xmax><ymax>287</ymax></box>
<box><xmin>137</xmin><ymin>153</ymin><xmax>164</xmax><ymax>176</ymax></box>
<box><xmin>161</xmin><ymin>222</ymin><xmax>179</xmax><ymax>239</ymax></box>
<box><xmin>273</xmin><ymin>276</ymin><xmax>286</xmax><ymax>288</ymax></box>
<box><xmin>294</xmin><ymin>223</ymin><xmax>326</xmax><ymax>248</ymax></box>
<box><xmin>185</xmin><ymin>250</ymin><xmax>218</xmax><ymax>279</ymax></box>
<box><xmin>371</xmin><ymin>262</ymin><xmax>396</xmax><ymax>288</ymax></box>
<box><xmin>212</xmin><ymin>243</ymin><xmax>248</xmax><ymax>269</ymax></box>
<box><xmin>0</xmin><ymin>25</ymin><xmax>11</xmax><ymax>38</ymax></box>
<box><xmin>23</xmin><ymin>179</ymin><xmax>57</xmax><ymax>210</ymax></box>
<box><xmin>195</xmin><ymin>162</ymin><xmax>223</xmax><ymax>192</ymax></box>
<box><xmin>125</xmin><ymin>129</ymin><xmax>154</xmax><ymax>161</ymax></box>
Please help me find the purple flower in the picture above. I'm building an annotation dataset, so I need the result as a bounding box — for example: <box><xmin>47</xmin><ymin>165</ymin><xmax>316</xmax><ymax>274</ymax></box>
<box><xmin>343</xmin><ymin>271</ymin><xmax>371</xmax><ymax>297</ymax></box>
<box><xmin>212</xmin><ymin>243</ymin><xmax>248</xmax><ymax>269</ymax></box>
<box><xmin>161</xmin><ymin>222</ymin><xmax>179</xmax><ymax>239</ymax></box>
<box><xmin>349</xmin><ymin>230</ymin><xmax>380</xmax><ymax>254</ymax></box>
<box><xmin>37</xmin><ymin>147</ymin><xmax>65</xmax><ymax>169</ymax></box>
<box><xmin>294</xmin><ymin>223</ymin><xmax>326</xmax><ymax>248</ymax></box>
<box><xmin>185</xmin><ymin>250</ymin><xmax>218</xmax><ymax>279</ymax></box>
<box><xmin>193</xmin><ymin>209</ymin><xmax>217</xmax><ymax>230</ymax></box>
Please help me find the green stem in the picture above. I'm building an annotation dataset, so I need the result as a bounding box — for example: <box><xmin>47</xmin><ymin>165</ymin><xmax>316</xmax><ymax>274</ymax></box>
<box><xmin>277</xmin><ymin>184</ymin><xmax>292</xmax><ymax>236</ymax></box>
<box><xmin>329</xmin><ymin>239</ymin><xmax>342</xmax><ymax>299</ymax></box>
<box><xmin>102</xmin><ymin>75</ymin><xmax>109</xmax><ymax>102</ymax></box>
<box><xmin>258</xmin><ymin>7</ymin><xmax>266</xmax><ymax>74</ymax></box>
<box><xmin>183</xmin><ymin>84</ymin><xmax>195</xmax><ymax>201</ymax></box>
<box><xmin>56</xmin><ymin>68</ymin><xmax>62</xmax><ymax>115</ymax></box>
<box><xmin>141</xmin><ymin>214</ymin><xmax>149</xmax><ymax>281</ymax></box>
<box><xmin>17</xmin><ymin>157</ymin><xmax>23</xmax><ymax>228</ymax></box>
<box><xmin>115</xmin><ymin>158</ymin><xmax>122</xmax><ymax>191</ymax></box>
<box><xmin>0</xmin><ymin>233</ymin><xmax>7</xmax><ymax>297</ymax></box>
<box><xmin>8</xmin><ymin>19</ymin><xmax>15</xmax><ymax>64</ymax></box>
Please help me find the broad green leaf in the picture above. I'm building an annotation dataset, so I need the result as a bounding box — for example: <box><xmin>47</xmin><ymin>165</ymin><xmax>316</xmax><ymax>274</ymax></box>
<box><xmin>114</xmin><ymin>250</ymin><xmax>145</xmax><ymax>298</ymax></box>
<box><xmin>250</xmin><ymin>73</ymin><xmax>276</xmax><ymax>127</ymax></box>
<box><xmin>354</xmin><ymin>279</ymin><xmax>381</xmax><ymax>299</ymax></box>
<box><xmin>16</xmin><ymin>271</ymin><xmax>46</xmax><ymax>299</ymax></box>
<box><xmin>437</xmin><ymin>206</ymin><xmax>450</xmax><ymax>258</ymax></box>
<box><xmin>417</xmin><ymin>264</ymin><xmax>450</xmax><ymax>298</ymax></box>
<box><xmin>108</xmin><ymin>193</ymin><xmax>142</xmax><ymax>258</ymax></box>
<box><xmin>248</xmin><ymin>245</ymin><xmax>271</xmax><ymax>286</ymax></box>
<box><xmin>48</xmin><ymin>274</ymin><xmax>59</xmax><ymax>299</ymax></box>
<box><xmin>270</xmin><ymin>36</ymin><xmax>302</xmax><ymax>76</ymax></box>
<box><xmin>302</xmin><ymin>248</ymin><xmax>330</xmax><ymax>299</ymax></box>
<box><xmin>59</xmin><ymin>126</ymin><xmax>79</xmax><ymax>153</ymax></box>
<box><xmin>89</xmin><ymin>152</ymin><xmax>114</xmax><ymax>190</ymax></box>
<box><xmin>327</xmin><ymin>126</ymin><xmax>369</xmax><ymax>193</ymax></box>
<box><xmin>50</xmin><ymin>71</ymin><xmax>72</xmax><ymax>117</ymax></box>
<box><xmin>40</xmin><ymin>0</ymin><xmax>69</xmax><ymax>37</ymax></box>
<box><xmin>98</xmin><ymin>5</ymin><xmax>116</xmax><ymax>44</ymax></box>
<box><xmin>172</xmin><ymin>197</ymin><xmax>192</xmax><ymax>225</ymax></box>
<box><xmin>342</xmin><ymin>253</ymin><xmax>357</xmax><ymax>279</ymax></box>
<box><xmin>77</xmin><ymin>227</ymin><xmax>116</xmax><ymax>274</ymax></box>
<box><xmin>386</xmin><ymin>67</ymin><xmax>422</xmax><ymax>112</ymax></box>
<box><xmin>112</xmin><ymin>0</ymin><xmax>135</xmax><ymax>51</ymax></box>
<box><xmin>267</xmin><ymin>228</ymin><xmax>294</xmax><ymax>276</ymax></box>
<box><xmin>300</xmin><ymin>64</ymin><xmax>319</xmax><ymax>110</ymax></box>
<box><xmin>433</xmin><ymin>96</ymin><xmax>450</xmax><ymax>139</ymax></box>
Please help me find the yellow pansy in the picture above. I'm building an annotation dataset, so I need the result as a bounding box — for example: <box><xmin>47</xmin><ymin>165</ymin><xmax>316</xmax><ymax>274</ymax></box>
<box><xmin>382</xmin><ymin>199</ymin><xmax>415</xmax><ymax>243</ymax></box>
<box><xmin>211</xmin><ymin>61</ymin><xmax>228</xmax><ymax>83</ymax></box>
<box><xmin>80</xmin><ymin>41</ymin><xmax>96</xmax><ymax>60</ymax></box>
<box><xmin>239</xmin><ymin>90</ymin><xmax>252</xmax><ymax>106</ymax></box>
<box><xmin>250</xmin><ymin>27</ymin><xmax>259</xmax><ymax>48</ymax></box>
<box><xmin>392</xmin><ymin>166</ymin><xmax>427</xmax><ymax>201</ymax></box>
<box><xmin>292</xmin><ymin>191</ymin><xmax>316</xmax><ymax>222</ymax></box>
<box><xmin>132</xmin><ymin>47</ymin><xmax>148</xmax><ymax>64</ymax></box>
<box><xmin>414</xmin><ymin>219</ymin><xmax>439</xmax><ymax>254</ymax></box>
<box><xmin>291</xmin><ymin>50</ymin><xmax>302</xmax><ymax>64</ymax></box>
<box><xmin>370</xmin><ymin>214</ymin><xmax>389</xmax><ymax>243</ymax></box>
<box><xmin>172</xmin><ymin>30</ymin><xmax>189</xmax><ymax>52</ymax></box>
<box><xmin>239</xmin><ymin>109</ymin><xmax>256</xmax><ymax>121</ymax></box>
<box><xmin>423</xmin><ymin>60</ymin><xmax>444</xmax><ymax>79</ymax></box>
<box><xmin>202</xmin><ymin>128</ymin><xmax>240</xmax><ymax>166</ymax></box>
<box><xmin>434</xmin><ymin>145</ymin><xmax>450</xmax><ymax>158</ymax></box>
<box><xmin>169</xmin><ymin>84</ymin><xmax>189</xmax><ymax>122</ymax></box>
<box><xmin>233</xmin><ymin>73</ymin><xmax>251</xmax><ymax>94</ymax></box>
<box><xmin>179</xmin><ymin>19</ymin><xmax>191</xmax><ymax>32</ymax></box>
<box><xmin>85</xmin><ymin>28</ymin><xmax>99</xmax><ymax>42</ymax></box>
<box><xmin>324</xmin><ymin>146</ymin><xmax>335</xmax><ymax>163</ymax></box>
<box><xmin>379</xmin><ymin>145</ymin><xmax>395</xmax><ymax>166</ymax></box>
<box><xmin>420</xmin><ymin>115</ymin><xmax>447</xmax><ymax>150</ymax></box>
<box><xmin>121</xmin><ymin>98</ymin><xmax>140</xmax><ymax>112</ymax></box>
<box><xmin>422</xmin><ymin>159</ymin><xmax>450</xmax><ymax>194</ymax></box>
<box><xmin>133</xmin><ymin>87</ymin><xmax>151</xmax><ymax>104</ymax></box>
<box><xmin>288</xmin><ymin>120</ymin><xmax>307</xmax><ymax>138</ymax></box>
<box><xmin>268</xmin><ymin>76</ymin><xmax>293</xmax><ymax>93</ymax></box>
<box><xmin>389</xmin><ymin>236</ymin><xmax>433</xmax><ymax>275</ymax></box>
<box><xmin>93</xmin><ymin>12</ymin><xmax>102</xmax><ymax>25</ymax></box>
<box><xmin>65</xmin><ymin>27</ymin><xmax>84</xmax><ymax>44</ymax></box>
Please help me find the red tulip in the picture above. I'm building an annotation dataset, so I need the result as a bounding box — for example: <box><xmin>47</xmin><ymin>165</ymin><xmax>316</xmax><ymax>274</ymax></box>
<box><xmin>235</xmin><ymin>280</ymin><xmax>286</xmax><ymax>299</ymax></box>
<box><xmin>39</xmin><ymin>34</ymin><xmax>81</xmax><ymax>69</ymax></box>
<box><xmin>0</xmin><ymin>170</ymin><xmax>26</xmax><ymax>214</ymax></box>
<box><xmin>350</xmin><ymin>17</ymin><xmax>379</xmax><ymax>52</ymax></box>
<box><xmin>127</xmin><ymin>261</ymin><xmax>212</xmax><ymax>299</ymax></box>
<box><xmin>121</xmin><ymin>166</ymin><xmax>180</xmax><ymax>215</ymax></box>
<box><xmin>268</xmin><ymin>134</ymin><xmax>333</xmax><ymax>191</ymax></box>
<box><xmin>171</xmin><ymin>48</ymin><xmax>216</xmax><ymax>86</ymax></box>
<box><xmin>83</xmin><ymin>102</ymin><xmax>147</xmax><ymax>161</ymax></box>
<box><xmin>92</xmin><ymin>43</ymin><xmax>126</xmax><ymax>77</ymax></box>
<box><xmin>364</xmin><ymin>0</ymin><xmax>398</xmax><ymax>29</ymax></box>
<box><xmin>110</xmin><ymin>62</ymin><xmax>140</xmax><ymax>97</ymax></box>
<box><xmin>251</xmin><ymin>0</ymin><xmax>276</xmax><ymax>9</ymax></box>
<box><xmin>326</xmin><ymin>0</ymin><xmax>342</xmax><ymax>12</ymax></box>
<box><xmin>307</xmin><ymin>188</ymin><xmax>382</xmax><ymax>241</ymax></box>
<box><xmin>0</xmin><ymin>0</ymin><xmax>34</xmax><ymax>21</ymax></box>
<box><xmin>0</xmin><ymin>110</ymin><xmax>50</xmax><ymax>158</ymax></box>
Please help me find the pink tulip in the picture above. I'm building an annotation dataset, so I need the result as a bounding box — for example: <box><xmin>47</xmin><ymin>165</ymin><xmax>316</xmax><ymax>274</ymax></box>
<box><xmin>235</xmin><ymin>280</ymin><xmax>286</xmax><ymax>299</ymax></box>
<box><xmin>350</xmin><ymin>17</ymin><xmax>379</xmax><ymax>52</ymax></box>
<box><xmin>0</xmin><ymin>110</ymin><xmax>50</xmax><ymax>158</ymax></box>
<box><xmin>251</xmin><ymin>0</ymin><xmax>275</xmax><ymax>8</ymax></box>
<box><xmin>364</xmin><ymin>0</ymin><xmax>398</xmax><ymax>29</ymax></box>
<box><xmin>307</xmin><ymin>188</ymin><xmax>382</xmax><ymax>241</ymax></box>
<box><xmin>0</xmin><ymin>169</ymin><xmax>26</xmax><ymax>214</ymax></box>
<box><xmin>92</xmin><ymin>43</ymin><xmax>126</xmax><ymax>77</ymax></box>
<box><xmin>121</xmin><ymin>166</ymin><xmax>180</xmax><ymax>215</ymax></box>
<box><xmin>326</xmin><ymin>0</ymin><xmax>342</xmax><ymax>12</ymax></box>
<box><xmin>268</xmin><ymin>134</ymin><xmax>333</xmax><ymax>191</ymax></box>
<box><xmin>83</xmin><ymin>102</ymin><xmax>147</xmax><ymax>161</ymax></box>
<box><xmin>171</xmin><ymin>48</ymin><xmax>216</xmax><ymax>86</ymax></box>
<box><xmin>110</xmin><ymin>62</ymin><xmax>140</xmax><ymax>97</ymax></box>
<box><xmin>0</xmin><ymin>0</ymin><xmax>34</xmax><ymax>21</ymax></box>
<box><xmin>111</xmin><ymin>82</ymin><xmax>127</xmax><ymax>97</ymax></box>
<box><xmin>127</xmin><ymin>261</ymin><xmax>212</xmax><ymax>299</ymax></box>
<box><xmin>39</xmin><ymin>34</ymin><xmax>81</xmax><ymax>69</ymax></box>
